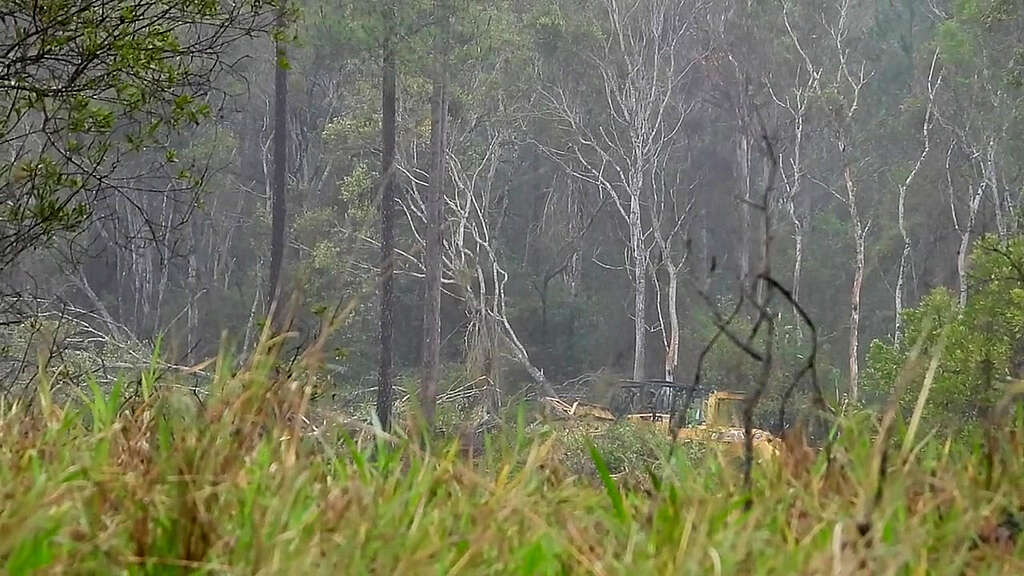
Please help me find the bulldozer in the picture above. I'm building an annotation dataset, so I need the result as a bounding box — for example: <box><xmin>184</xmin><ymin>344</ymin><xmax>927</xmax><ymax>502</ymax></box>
<box><xmin>544</xmin><ymin>380</ymin><xmax>781</xmax><ymax>460</ymax></box>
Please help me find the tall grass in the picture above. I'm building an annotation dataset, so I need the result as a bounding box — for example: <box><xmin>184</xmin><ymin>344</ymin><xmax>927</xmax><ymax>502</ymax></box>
<box><xmin>1</xmin><ymin>343</ymin><xmax>1022</xmax><ymax>574</ymax></box>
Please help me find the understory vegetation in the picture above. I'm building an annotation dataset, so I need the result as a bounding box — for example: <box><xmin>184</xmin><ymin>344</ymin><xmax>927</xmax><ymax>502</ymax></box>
<box><xmin>2</xmin><ymin>344</ymin><xmax>1023</xmax><ymax>575</ymax></box>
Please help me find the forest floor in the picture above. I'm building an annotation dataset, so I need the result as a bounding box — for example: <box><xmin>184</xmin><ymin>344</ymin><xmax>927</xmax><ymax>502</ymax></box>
<box><xmin>1</xmin><ymin>355</ymin><xmax>1023</xmax><ymax>575</ymax></box>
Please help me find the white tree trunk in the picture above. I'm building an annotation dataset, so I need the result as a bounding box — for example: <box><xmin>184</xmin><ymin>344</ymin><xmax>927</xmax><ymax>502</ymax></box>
<box><xmin>736</xmin><ymin>132</ymin><xmax>752</xmax><ymax>285</ymax></box>
<box><xmin>845</xmin><ymin>165</ymin><xmax>865</xmax><ymax>403</ymax></box>
<box><xmin>792</xmin><ymin>225</ymin><xmax>803</xmax><ymax>303</ymax></box>
<box><xmin>984</xmin><ymin>139</ymin><xmax>1007</xmax><ymax>243</ymax></box>
<box><xmin>631</xmin><ymin>192</ymin><xmax>647</xmax><ymax>381</ymax></box>
<box><xmin>894</xmin><ymin>239</ymin><xmax>910</xmax><ymax>343</ymax></box>
<box><xmin>957</xmin><ymin>231</ymin><xmax>971</xmax><ymax>310</ymax></box>
<box><xmin>665</xmin><ymin>265</ymin><xmax>679</xmax><ymax>382</ymax></box>
<box><xmin>958</xmin><ymin>186</ymin><xmax>985</xmax><ymax>309</ymax></box>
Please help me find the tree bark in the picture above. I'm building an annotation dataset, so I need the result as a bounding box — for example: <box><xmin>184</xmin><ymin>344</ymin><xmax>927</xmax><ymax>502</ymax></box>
<box><xmin>630</xmin><ymin>192</ymin><xmax>647</xmax><ymax>381</ymax></box>
<box><xmin>421</xmin><ymin>0</ymin><xmax>448</xmax><ymax>430</ymax></box>
<box><xmin>756</xmin><ymin>153</ymin><xmax>772</xmax><ymax>303</ymax></box>
<box><xmin>664</xmin><ymin>265</ymin><xmax>679</xmax><ymax>382</ymax></box>
<box><xmin>844</xmin><ymin>165</ymin><xmax>864</xmax><ymax>403</ymax></box>
<box><xmin>376</xmin><ymin>3</ymin><xmax>398</xmax><ymax>432</ymax></box>
<box><xmin>896</xmin><ymin>55</ymin><xmax>938</xmax><ymax>343</ymax></box>
<box><xmin>957</xmin><ymin>185</ymin><xmax>984</xmax><ymax>309</ymax></box>
<box><xmin>791</xmin><ymin>218</ymin><xmax>804</xmax><ymax>317</ymax></box>
<box><xmin>736</xmin><ymin>131</ymin><xmax>752</xmax><ymax>286</ymax></box>
<box><xmin>186</xmin><ymin>220</ymin><xmax>199</xmax><ymax>362</ymax></box>
<box><xmin>268</xmin><ymin>6</ymin><xmax>288</xmax><ymax>314</ymax></box>
<box><xmin>894</xmin><ymin>232</ymin><xmax>910</xmax><ymax>342</ymax></box>
<box><xmin>983</xmin><ymin>139</ymin><xmax>1007</xmax><ymax>243</ymax></box>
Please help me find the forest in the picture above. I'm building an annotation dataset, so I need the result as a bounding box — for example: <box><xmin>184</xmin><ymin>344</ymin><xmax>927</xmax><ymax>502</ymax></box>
<box><xmin>2</xmin><ymin>0</ymin><xmax>1024</xmax><ymax>573</ymax></box>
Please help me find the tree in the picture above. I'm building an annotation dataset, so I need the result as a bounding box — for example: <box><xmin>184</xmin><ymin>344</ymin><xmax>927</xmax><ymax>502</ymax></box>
<box><xmin>537</xmin><ymin>0</ymin><xmax>704</xmax><ymax>381</ymax></box>
<box><xmin>826</xmin><ymin>0</ymin><xmax>870</xmax><ymax>404</ymax></box>
<box><xmin>420</xmin><ymin>0</ymin><xmax>450</xmax><ymax>430</ymax></box>
<box><xmin>768</xmin><ymin>0</ymin><xmax>822</xmax><ymax>334</ymax></box>
<box><xmin>779</xmin><ymin>0</ymin><xmax>872</xmax><ymax>402</ymax></box>
<box><xmin>377</xmin><ymin>0</ymin><xmax>398</xmax><ymax>432</ymax></box>
<box><xmin>400</xmin><ymin>93</ymin><xmax>560</xmax><ymax>406</ymax></box>
<box><xmin>647</xmin><ymin>142</ymin><xmax>695</xmax><ymax>382</ymax></box>
<box><xmin>268</xmin><ymin>4</ymin><xmax>290</xmax><ymax>313</ymax></box>
<box><xmin>893</xmin><ymin>50</ymin><xmax>940</xmax><ymax>343</ymax></box>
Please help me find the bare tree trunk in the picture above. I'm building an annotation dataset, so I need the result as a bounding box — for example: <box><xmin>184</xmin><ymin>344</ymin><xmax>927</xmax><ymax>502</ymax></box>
<box><xmin>756</xmin><ymin>154</ymin><xmax>772</xmax><ymax>303</ymax></box>
<box><xmin>153</xmin><ymin>195</ymin><xmax>172</xmax><ymax>334</ymax></box>
<box><xmin>983</xmin><ymin>138</ymin><xmax>1007</xmax><ymax>243</ymax></box>
<box><xmin>788</xmin><ymin>182</ymin><xmax>804</xmax><ymax>310</ymax></box>
<box><xmin>946</xmin><ymin>140</ymin><xmax>985</xmax><ymax>310</ymax></box>
<box><xmin>774</xmin><ymin>88</ymin><xmax>809</xmax><ymax>333</ymax></box>
<box><xmin>268</xmin><ymin>6</ymin><xmax>288</xmax><ymax>313</ymax></box>
<box><xmin>736</xmin><ymin>131</ymin><xmax>752</xmax><ymax>285</ymax></box>
<box><xmin>421</xmin><ymin>0</ymin><xmax>448</xmax><ymax>430</ymax></box>
<box><xmin>497</xmin><ymin>293</ymin><xmax>557</xmax><ymax>398</ymax></box>
<box><xmin>895</xmin><ymin>55</ymin><xmax>938</xmax><ymax>342</ymax></box>
<box><xmin>792</xmin><ymin>223</ymin><xmax>804</xmax><ymax>303</ymax></box>
<box><xmin>75</xmin><ymin>269</ymin><xmax>125</xmax><ymax>342</ymax></box>
<box><xmin>894</xmin><ymin>228</ymin><xmax>910</xmax><ymax>341</ymax></box>
<box><xmin>957</xmin><ymin>186</ymin><xmax>984</xmax><ymax>309</ymax></box>
<box><xmin>665</xmin><ymin>265</ymin><xmax>679</xmax><ymax>381</ymax></box>
<box><xmin>186</xmin><ymin>221</ymin><xmax>199</xmax><ymax>362</ymax></box>
<box><xmin>845</xmin><ymin>165</ymin><xmax>865</xmax><ymax>403</ymax></box>
<box><xmin>377</xmin><ymin>3</ymin><xmax>398</xmax><ymax>432</ymax></box>
<box><xmin>956</xmin><ymin>227</ymin><xmax>971</xmax><ymax>309</ymax></box>
<box><xmin>630</xmin><ymin>192</ymin><xmax>647</xmax><ymax>381</ymax></box>
<box><xmin>242</xmin><ymin>257</ymin><xmax>263</xmax><ymax>355</ymax></box>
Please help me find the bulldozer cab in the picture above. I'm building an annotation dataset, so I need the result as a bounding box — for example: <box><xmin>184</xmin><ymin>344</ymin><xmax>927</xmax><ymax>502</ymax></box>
<box><xmin>703</xmin><ymin>391</ymin><xmax>747</xmax><ymax>427</ymax></box>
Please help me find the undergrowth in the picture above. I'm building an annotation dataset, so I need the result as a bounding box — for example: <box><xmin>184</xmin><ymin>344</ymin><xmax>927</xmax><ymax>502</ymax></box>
<box><xmin>1</xmin><ymin>346</ymin><xmax>1023</xmax><ymax>575</ymax></box>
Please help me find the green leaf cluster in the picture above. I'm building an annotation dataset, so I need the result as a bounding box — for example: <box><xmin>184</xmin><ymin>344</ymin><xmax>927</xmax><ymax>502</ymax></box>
<box><xmin>864</xmin><ymin>234</ymin><xmax>1024</xmax><ymax>434</ymax></box>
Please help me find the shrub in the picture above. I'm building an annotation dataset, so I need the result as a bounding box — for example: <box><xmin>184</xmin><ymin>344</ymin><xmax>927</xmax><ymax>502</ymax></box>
<box><xmin>864</xmin><ymin>234</ymin><xmax>1024</xmax><ymax>436</ymax></box>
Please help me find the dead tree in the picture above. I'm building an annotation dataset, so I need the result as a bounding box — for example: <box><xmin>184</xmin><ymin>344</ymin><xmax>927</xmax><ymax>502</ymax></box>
<box><xmin>944</xmin><ymin>141</ymin><xmax>986</xmax><ymax>310</ymax></box>
<box><xmin>647</xmin><ymin>153</ymin><xmax>696</xmax><ymax>382</ymax></box>
<box><xmin>787</xmin><ymin>0</ymin><xmax>871</xmax><ymax>402</ymax></box>
<box><xmin>824</xmin><ymin>0</ymin><xmax>872</xmax><ymax>404</ymax></box>
<box><xmin>536</xmin><ymin>0</ymin><xmax>705</xmax><ymax>380</ymax></box>
<box><xmin>401</xmin><ymin>117</ymin><xmax>558</xmax><ymax>409</ymax></box>
<box><xmin>894</xmin><ymin>51</ymin><xmax>940</xmax><ymax>344</ymax></box>
<box><xmin>768</xmin><ymin>1</ymin><xmax>822</xmax><ymax>335</ymax></box>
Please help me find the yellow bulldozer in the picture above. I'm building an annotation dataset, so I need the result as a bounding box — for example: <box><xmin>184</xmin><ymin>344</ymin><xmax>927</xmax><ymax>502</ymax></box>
<box><xmin>544</xmin><ymin>381</ymin><xmax>781</xmax><ymax>461</ymax></box>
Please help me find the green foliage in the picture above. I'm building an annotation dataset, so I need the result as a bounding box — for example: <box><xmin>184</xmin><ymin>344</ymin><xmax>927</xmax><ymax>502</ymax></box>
<box><xmin>559</xmin><ymin>420</ymin><xmax>672</xmax><ymax>479</ymax></box>
<box><xmin>864</xmin><ymin>235</ymin><xmax>1024</xmax><ymax>434</ymax></box>
<box><xmin>937</xmin><ymin>20</ymin><xmax>975</xmax><ymax>66</ymax></box>
<box><xmin>0</xmin><ymin>0</ymin><xmax>265</xmax><ymax>268</ymax></box>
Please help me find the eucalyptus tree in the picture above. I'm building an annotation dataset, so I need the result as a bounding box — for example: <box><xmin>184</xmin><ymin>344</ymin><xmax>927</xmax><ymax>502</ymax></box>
<box><xmin>931</xmin><ymin>1</ymin><xmax>1024</xmax><ymax>308</ymax></box>
<box><xmin>535</xmin><ymin>0</ymin><xmax>706</xmax><ymax>381</ymax></box>
<box><xmin>893</xmin><ymin>51</ymin><xmax>940</xmax><ymax>344</ymax></box>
